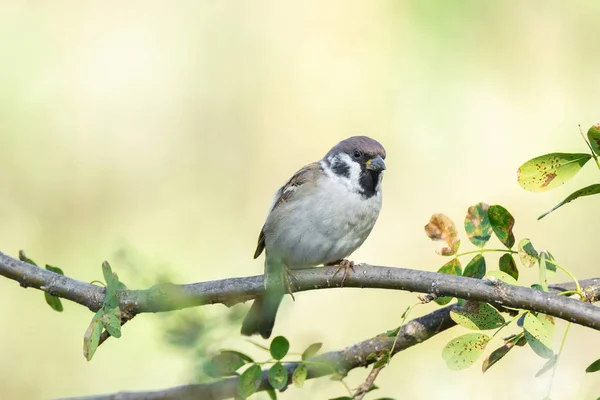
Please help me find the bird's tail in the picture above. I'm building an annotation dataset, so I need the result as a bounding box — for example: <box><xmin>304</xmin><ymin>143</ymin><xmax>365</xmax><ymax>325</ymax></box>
<box><xmin>241</xmin><ymin>257</ymin><xmax>286</xmax><ymax>339</ymax></box>
<box><xmin>240</xmin><ymin>292</ymin><xmax>283</xmax><ymax>339</ymax></box>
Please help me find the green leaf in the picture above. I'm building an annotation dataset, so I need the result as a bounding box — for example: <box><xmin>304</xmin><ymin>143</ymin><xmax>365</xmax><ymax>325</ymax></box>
<box><xmin>463</xmin><ymin>254</ymin><xmax>486</xmax><ymax>279</ymax></box>
<box><xmin>585</xmin><ymin>358</ymin><xmax>600</xmax><ymax>373</ymax></box>
<box><xmin>531</xmin><ymin>283</ymin><xmax>544</xmax><ymax>291</ymax></box>
<box><xmin>517</xmin><ymin>152</ymin><xmax>592</xmax><ymax>192</ymax></box>
<box><xmin>270</xmin><ymin>336</ymin><xmax>290</xmax><ymax>360</ymax></box>
<box><xmin>435</xmin><ymin>296</ymin><xmax>453</xmax><ymax>306</ymax></box>
<box><xmin>538</xmin><ymin>252</ymin><xmax>557</xmax><ymax>292</ymax></box>
<box><xmin>83</xmin><ymin>311</ymin><xmax>103</xmax><ymax>361</ymax></box>
<box><xmin>486</xmin><ymin>270</ymin><xmax>517</xmax><ymax>285</ymax></box>
<box><xmin>292</xmin><ymin>363</ymin><xmax>307</xmax><ymax>388</ymax></box>
<box><xmin>329</xmin><ymin>398</ymin><xmax>353</xmax><ymax>400</ymax></box>
<box><xmin>18</xmin><ymin>250</ymin><xmax>37</xmax><ymax>265</ymax></box>
<box><xmin>301</xmin><ymin>343</ymin><xmax>322</xmax><ymax>361</ymax></box>
<box><xmin>204</xmin><ymin>351</ymin><xmax>249</xmax><ymax>378</ymax></box>
<box><xmin>100</xmin><ymin>307</ymin><xmax>122</xmax><ymax>338</ymax></box>
<box><xmin>498</xmin><ymin>254</ymin><xmax>519</xmax><ymax>281</ymax></box>
<box><xmin>268</xmin><ymin>362</ymin><xmax>288</xmax><ymax>390</ymax></box>
<box><xmin>438</xmin><ymin>258</ymin><xmax>462</xmax><ymax>276</ymax></box>
<box><xmin>102</xmin><ymin>261</ymin><xmax>121</xmax><ymax>308</ymax></box>
<box><xmin>518</xmin><ymin>239</ymin><xmax>538</xmax><ymax>268</ymax></box>
<box><xmin>538</xmin><ymin>184</ymin><xmax>600</xmax><ymax>220</ymax></box>
<box><xmin>219</xmin><ymin>349</ymin><xmax>254</xmax><ymax>363</ymax></box>
<box><xmin>523</xmin><ymin>313</ymin><xmax>554</xmax><ymax>359</ymax></box>
<box><xmin>266</xmin><ymin>388</ymin><xmax>277</xmax><ymax>400</ymax></box>
<box><xmin>538</xmin><ymin>253</ymin><xmax>548</xmax><ymax>292</ymax></box>
<box><xmin>102</xmin><ymin>261</ymin><xmax>117</xmax><ymax>286</ymax></box>
<box><xmin>237</xmin><ymin>364</ymin><xmax>262</xmax><ymax>398</ymax></box>
<box><xmin>45</xmin><ymin>264</ymin><xmax>64</xmax><ymax>275</ymax></box>
<box><xmin>545</xmin><ymin>252</ymin><xmax>557</xmax><ymax>278</ymax></box>
<box><xmin>101</xmin><ymin>261</ymin><xmax>126</xmax><ymax>310</ymax></box>
<box><xmin>424</xmin><ymin>213</ymin><xmax>460</xmax><ymax>256</ymax></box>
<box><xmin>442</xmin><ymin>333</ymin><xmax>490</xmax><ymax>370</ymax></box>
<box><xmin>385</xmin><ymin>328</ymin><xmax>400</xmax><ymax>338</ymax></box>
<box><xmin>365</xmin><ymin>385</ymin><xmax>379</xmax><ymax>394</ymax></box>
<box><xmin>538</xmin><ymin>313</ymin><xmax>555</xmax><ymax>339</ymax></box>
<box><xmin>482</xmin><ymin>333</ymin><xmax>526</xmax><ymax>373</ymax></box>
<box><xmin>587</xmin><ymin>123</ymin><xmax>600</xmax><ymax>155</ymax></box>
<box><xmin>44</xmin><ymin>292</ymin><xmax>64</xmax><ymax>312</ymax></box>
<box><xmin>373</xmin><ymin>351</ymin><xmax>391</xmax><ymax>368</ymax></box>
<box><xmin>487</xmin><ymin>205</ymin><xmax>515</xmax><ymax>248</ymax></box>
<box><xmin>464</xmin><ymin>203</ymin><xmax>493</xmax><ymax>248</ymax></box>
<box><xmin>41</xmin><ymin>264</ymin><xmax>65</xmax><ymax>312</ymax></box>
<box><xmin>450</xmin><ymin>301</ymin><xmax>505</xmax><ymax>330</ymax></box>
<box><xmin>436</xmin><ymin>258</ymin><xmax>461</xmax><ymax>305</ymax></box>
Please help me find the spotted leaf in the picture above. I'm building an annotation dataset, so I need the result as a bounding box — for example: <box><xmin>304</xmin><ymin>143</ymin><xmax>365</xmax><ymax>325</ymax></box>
<box><xmin>442</xmin><ymin>333</ymin><xmax>490</xmax><ymax>370</ymax></box>
<box><xmin>464</xmin><ymin>203</ymin><xmax>492</xmax><ymax>248</ymax></box>
<box><xmin>463</xmin><ymin>254</ymin><xmax>486</xmax><ymax>279</ymax></box>
<box><xmin>268</xmin><ymin>362</ymin><xmax>288</xmax><ymax>390</ymax></box>
<box><xmin>517</xmin><ymin>153</ymin><xmax>591</xmax><ymax>192</ymax></box>
<box><xmin>425</xmin><ymin>213</ymin><xmax>460</xmax><ymax>256</ymax></box>
<box><xmin>488</xmin><ymin>205</ymin><xmax>515</xmax><ymax>248</ymax></box>
<box><xmin>436</xmin><ymin>258</ymin><xmax>462</xmax><ymax>305</ymax></box>
<box><xmin>523</xmin><ymin>313</ymin><xmax>554</xmax><ymax>359</ymax></box>
<box><xmin>482</xmin><ymin>333</ymin><xmax>526</xmax><ymax>373</ymax></box>
<box><xmin>518</xmin><ymin>239</ymin><xmax>538</xmax><ymax>268</ymax></box>
<box><xmin>450</xmin><ymin>301</ymin><xmax>505</xmax><ymax>330</ymax></box>
<box><xmin>499</xmin><ymin>253</ymin><xmax>519</xmax><ymax>281</ymax></box>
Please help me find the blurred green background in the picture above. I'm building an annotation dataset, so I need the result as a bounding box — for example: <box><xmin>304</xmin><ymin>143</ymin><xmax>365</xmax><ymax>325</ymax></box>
<box><xmin>1</xmin><ymin>1</ymin><xmax>600</xmax><ymax>399</ymax></box>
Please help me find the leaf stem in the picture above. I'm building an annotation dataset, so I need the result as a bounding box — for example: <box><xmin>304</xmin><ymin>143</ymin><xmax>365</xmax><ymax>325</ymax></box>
<box><xmin>546</xmin><ymin>259</ymin><xmax>583</xmax><ymax>299</ymax></box>
<box><xmin>547</xmin><ymin>322</ymin><xmax>571</xmax><ymax>399</ymax></box>
<box><xmin>491</xmin><ymin>311</ymin><xmax>527</xmax><ymax>339</ymax></box>
<box><xmin>388</xmin><ymin>302</ymin><xmax>420</xmax><ymax>364</ymax></box>
<box><xmin>557</xmin><ymin>290</ymin><xmax>580</xmax><ymax>297</ymax></box>
<box><xmin>454</xmin><ymin>248</ymin><xmax>518</xmax><ymax>258</ymax></box>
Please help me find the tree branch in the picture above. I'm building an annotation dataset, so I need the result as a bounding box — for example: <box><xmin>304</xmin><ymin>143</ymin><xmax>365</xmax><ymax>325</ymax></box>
<box><xmin>1</xmin><ymin>251</ymin><xmax>599</xmax><ymax>330</ymax></box>
<box><xmin>61</xmin><ymin>306</ymin><xmax>458</xmax><ymax>400</ymax></box>
<box><xmin>3</xmin><ymin>249</ymin><xmax>599</xmax><ymax>400</ymax></box>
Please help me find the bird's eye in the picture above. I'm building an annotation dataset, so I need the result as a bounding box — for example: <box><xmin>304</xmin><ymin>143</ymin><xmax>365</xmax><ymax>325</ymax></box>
<box><xmin>352</xmin><ymin>150</ymin><xmax>362</xmax><ymax>159</ymax></box>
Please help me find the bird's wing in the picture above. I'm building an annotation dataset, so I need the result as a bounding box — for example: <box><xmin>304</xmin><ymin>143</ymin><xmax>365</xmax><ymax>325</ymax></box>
<box><xmin>253</xmin><ymin>162</ymin><xmax>322</xmax><ymax>259</ymax></box>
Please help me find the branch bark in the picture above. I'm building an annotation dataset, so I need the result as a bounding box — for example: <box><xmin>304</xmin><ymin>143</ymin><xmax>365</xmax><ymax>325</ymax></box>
<box><xmin>1</xmin><ymin>251</ymin><xmax>599</xmax><ymax>329</ymax></box>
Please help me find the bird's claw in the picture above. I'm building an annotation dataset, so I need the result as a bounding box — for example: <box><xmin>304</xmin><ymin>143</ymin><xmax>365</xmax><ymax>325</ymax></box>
<box><xmin>332</xmin><ymin>259</ymin><xmax>355</xmax><ymax>286</ymax></box>
<box><xmin>283</xmin><ymin>266</ymin><xmax>297</xmax><ymax>301</ymax></box>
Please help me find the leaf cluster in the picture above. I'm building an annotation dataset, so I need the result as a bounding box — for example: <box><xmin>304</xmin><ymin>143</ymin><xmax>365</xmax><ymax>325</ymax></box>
<box><xmin>203</xmin><ymin>336</ymin><xmax>324</xmax><ymax>399</ymax></box>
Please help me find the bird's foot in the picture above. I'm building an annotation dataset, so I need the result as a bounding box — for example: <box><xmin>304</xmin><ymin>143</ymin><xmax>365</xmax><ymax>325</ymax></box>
<box><xmin>283</xmin><ymin>266</ymin><xmax>297</xmax><ymax>301</ymax></box>
<box><xmin>331</xmin><ymin>259</ymin><xmax>355</xmax><ymax>286</ymax></box>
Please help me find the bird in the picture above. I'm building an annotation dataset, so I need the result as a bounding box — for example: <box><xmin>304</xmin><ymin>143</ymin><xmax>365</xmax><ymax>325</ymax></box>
<box><xmin>241</xmin><ymin>136</ymin><xmax>387</xmax><ymax>339</ymax></box>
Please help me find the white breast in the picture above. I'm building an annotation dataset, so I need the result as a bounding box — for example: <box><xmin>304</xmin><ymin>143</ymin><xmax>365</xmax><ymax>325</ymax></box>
<box><xmin>264</xmin><ymin>160</ymin><xmax>383</xmax><ymax>269</ymax></box>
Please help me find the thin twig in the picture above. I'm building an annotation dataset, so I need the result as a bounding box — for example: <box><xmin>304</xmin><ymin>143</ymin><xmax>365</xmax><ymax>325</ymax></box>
<box><xmin>353</xmin><ymin>364</ymin><xmax>385</xmax><ymax>400</ymax></box>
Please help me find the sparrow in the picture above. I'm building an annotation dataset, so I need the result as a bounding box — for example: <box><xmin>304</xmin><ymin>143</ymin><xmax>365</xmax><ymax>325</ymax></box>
<box><xmin>241</xmin><ymin>136</ymin><xmax>386</xmax><ymax>338</ymax></box>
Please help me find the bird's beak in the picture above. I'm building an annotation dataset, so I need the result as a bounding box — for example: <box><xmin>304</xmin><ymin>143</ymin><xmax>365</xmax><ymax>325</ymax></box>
<box><xmin>365</xmin><ymin>155</ymin><xmax>386</xmax><ymax>171</ymax></box>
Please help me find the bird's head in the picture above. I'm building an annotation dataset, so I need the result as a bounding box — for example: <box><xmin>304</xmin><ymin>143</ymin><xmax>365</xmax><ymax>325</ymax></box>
<box><xmin>323</xmin><ymin>136</ymin><xmax>386</xmax><ymax>198</ymax></box>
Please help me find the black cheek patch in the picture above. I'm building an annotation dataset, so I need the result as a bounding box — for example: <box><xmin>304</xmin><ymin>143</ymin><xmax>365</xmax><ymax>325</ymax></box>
<box><xmin>331</xmin><ymin>161</ymin><xmax>350</xmax><ymax>178</ymax></box>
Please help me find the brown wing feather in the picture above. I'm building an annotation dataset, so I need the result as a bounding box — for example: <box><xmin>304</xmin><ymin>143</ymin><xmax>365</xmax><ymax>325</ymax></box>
<box><xmin>254</xmin><ymin>229</ymin><xmax>266</xmax><ymax>259</ymax></box>
<box><xmin>252</xmin><ymin>162</ymin><xmax>322</xmax><ymax>259</ymax></box>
